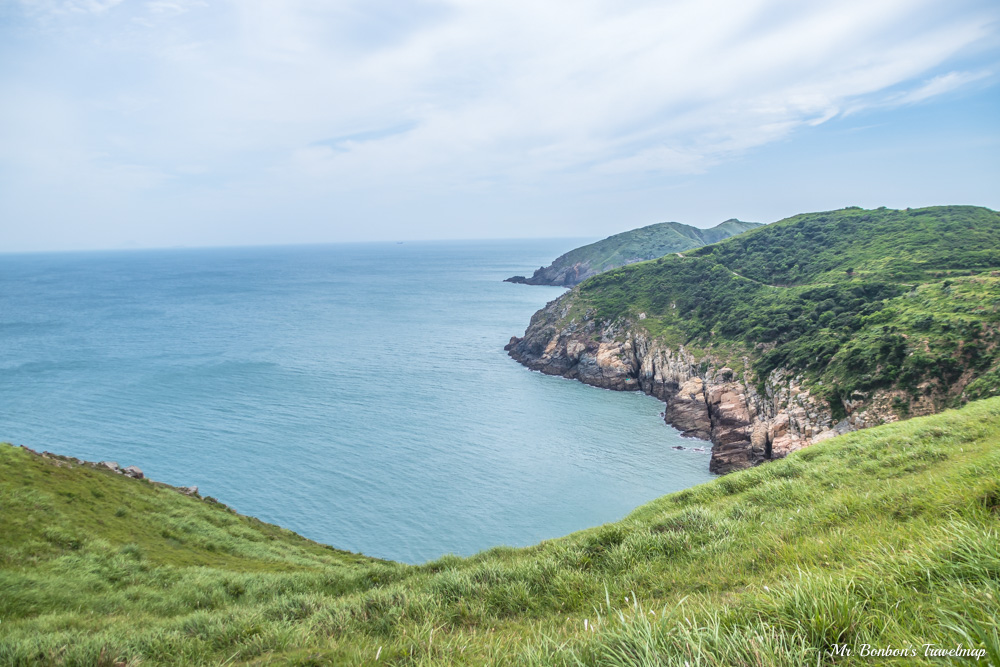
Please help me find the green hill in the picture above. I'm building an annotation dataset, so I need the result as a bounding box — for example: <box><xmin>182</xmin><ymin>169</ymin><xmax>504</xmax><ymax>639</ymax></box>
<box><xmin>3</xmin><ymin>397</ymin><xmax>1000</xmax><ymax>665</ymax></box>
<box><xmin>536</xmin><ymin>205</ymin><xmax>1000</xmax><ymax>417</ymax></box>
<box><xmin>505</xmin><ymin>219</ymin><xmax>762</xmax><ymax>286</ymax></box>
<box><xmin>688</xmin><ymin>205</ymin><xmax>1000</xmax><ymax>285</ymax></box>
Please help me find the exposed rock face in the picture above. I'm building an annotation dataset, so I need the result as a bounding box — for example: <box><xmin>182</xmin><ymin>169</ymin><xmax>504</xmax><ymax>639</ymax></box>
<box><xmin>504</xmin><ymin>260</ymin><xmax>601</xmax><ymax>287</ymax></box>
<box><xmin>506</xmin><ymin>295</ymin><xmax>896</xmax><ymax>473</ymax></box>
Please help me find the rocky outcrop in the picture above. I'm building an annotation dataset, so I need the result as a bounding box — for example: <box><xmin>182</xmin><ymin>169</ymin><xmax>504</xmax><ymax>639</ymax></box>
<box><xmin>506</xmin><ymin>295</ymin><xmax>896</xmax><ymax>473</ymax></box>
<box><xmin>20</xmin><ymin>447</ymin><xmax>198</xmax><ymax>496</ymax></box>
<box><xmin>122</xmin><ymin>465</ymin><xmax>145</xmax><ymax>479</ymax></box>
<box><xmin>95</xmin><ymin>460</ymin><xmax>143</xmax><ymax>478</ymax></box>
<box><xmin>504</xmin><ymin>260</ymin><xmax>600</xmax><ymax>287</ymax></box>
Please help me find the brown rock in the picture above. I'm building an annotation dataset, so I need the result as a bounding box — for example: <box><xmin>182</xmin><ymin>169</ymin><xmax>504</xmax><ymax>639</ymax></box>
<box><xmin>506</xmin><ymin>292</ymin><xmax>900</xmax><ymax>474</ymax></box>
<box><xmin>665</xmin><ymin>378</ymin><xmax>711</xmax><ymax>439</ymax></box>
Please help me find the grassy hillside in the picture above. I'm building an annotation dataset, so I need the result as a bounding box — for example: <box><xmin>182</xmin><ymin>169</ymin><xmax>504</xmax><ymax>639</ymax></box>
<box><xmin>570</xmin><ymin>205</ymin><xmax>1000</xmax><ymax>416</ymax></box>
<box><xmin>690</xmin><ymin>205</ymin><xmax>1000</xmax><ymax>285</ymax></box>
<box><xmin>3</xmin><ymin>397</ymin><xmax>1000</xmax><ymax>665</ymax></box>
<box><xmin>505</xmin><ymin>219</ymin><xmax>761</xmax><ymax>286</ymax></box>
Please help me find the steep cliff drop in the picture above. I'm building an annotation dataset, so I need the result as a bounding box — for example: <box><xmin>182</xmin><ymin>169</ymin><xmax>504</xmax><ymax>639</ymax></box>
<box><xmin>505</xmin><ymin>297</ymin><xmax>890</xmax><ymax>474</ymax></box>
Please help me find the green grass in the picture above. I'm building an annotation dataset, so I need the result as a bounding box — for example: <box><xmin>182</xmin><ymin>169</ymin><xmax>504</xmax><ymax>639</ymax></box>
<box><xmin>3</xmin><ymin>397</ymin><xmax>1000</xmax><ymax>665</ymax></box>
<box><xmin>0</xmin><ymin>450</ymin><xmax>372</xmax><ymax>572</ymax></box>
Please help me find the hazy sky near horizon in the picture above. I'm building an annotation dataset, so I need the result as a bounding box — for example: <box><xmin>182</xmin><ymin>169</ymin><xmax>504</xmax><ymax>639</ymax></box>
<box><xmin>1</xmin><ymin>0</ymin><xmax>998</xmax><ymax>251</ymax></box>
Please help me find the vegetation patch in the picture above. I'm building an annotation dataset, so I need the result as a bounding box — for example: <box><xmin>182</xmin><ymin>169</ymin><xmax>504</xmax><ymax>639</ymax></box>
<box><xmin>568</xmin><ymin>206</ymin><xmax>1000</xmax><ymax>415</ymax></box>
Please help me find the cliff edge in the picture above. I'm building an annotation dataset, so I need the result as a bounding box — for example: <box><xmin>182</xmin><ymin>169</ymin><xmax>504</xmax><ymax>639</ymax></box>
<box><xmin>506</xmin><ymin>300</ymin><xmax>862</xmax><ymax>473</ymax></box>
<box><xmin>507</xmin><ymin>205</ymin><xmax>1000</xmax><ymax>473</ymax></box>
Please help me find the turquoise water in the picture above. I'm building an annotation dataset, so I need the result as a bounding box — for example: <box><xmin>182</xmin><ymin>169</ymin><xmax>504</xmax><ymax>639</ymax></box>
<box><xmin>0</xmin><ymin>241</ymin><xmax>712</xmax><ymax>563</ymax></box>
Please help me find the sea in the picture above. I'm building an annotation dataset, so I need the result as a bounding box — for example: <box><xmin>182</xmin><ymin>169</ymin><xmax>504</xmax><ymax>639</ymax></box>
<box><xmin>0</xmin><ymin>240</ymin><xmax>712</xmax><ymax>564</ymax></box>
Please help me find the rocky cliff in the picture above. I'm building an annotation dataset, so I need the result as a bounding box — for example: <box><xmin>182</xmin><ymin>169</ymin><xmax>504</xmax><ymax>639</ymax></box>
<box><xmin>506</xmin><ymin>294</ymin><xmax>901</xmax><ymax>473</ymax></box>
<box><xmin>505</xmin><ymin>258</ymin><xmax>608</xmax><ymax>286</ymax></box>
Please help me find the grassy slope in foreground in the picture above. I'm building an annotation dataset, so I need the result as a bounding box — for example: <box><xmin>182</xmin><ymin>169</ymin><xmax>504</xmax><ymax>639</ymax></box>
<box><xmin>2</xmin><ymin>398</ymin><xmax>1000</xmax><ymax>665</ymax></box>
<box><xmin>572</xmin><ymin>205</ymin><xmax>1000</xmax><ymax>415</ymax></box>
<box><xmin>505</xmin><ymin>219</ymin><xmax>761</xmax><ymax>286</ymax></box>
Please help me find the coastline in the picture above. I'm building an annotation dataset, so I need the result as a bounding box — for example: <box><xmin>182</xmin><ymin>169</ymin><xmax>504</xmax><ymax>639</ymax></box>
<box><xmin>505</xmin><ymin>294</ymin><xmax>875</xmax><ymax>474</ymax></box>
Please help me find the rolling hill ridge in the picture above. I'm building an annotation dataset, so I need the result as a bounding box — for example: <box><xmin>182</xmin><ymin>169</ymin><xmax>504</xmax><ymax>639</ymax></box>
<box><xmin>505</xmin><ymin>218</ymin><xmax>762</xmax><ymax>287</ymax></box>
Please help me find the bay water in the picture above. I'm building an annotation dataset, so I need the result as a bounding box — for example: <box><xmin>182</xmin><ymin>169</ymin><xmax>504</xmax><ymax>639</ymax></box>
<box><xmin>0</xmin><ymin>241</ymin><xmax>711</xmax><ymax>563</ymax></box>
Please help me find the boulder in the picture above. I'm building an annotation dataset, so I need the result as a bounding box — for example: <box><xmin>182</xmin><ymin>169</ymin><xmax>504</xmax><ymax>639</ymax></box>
<box><xmin>99</xmin><ymin>461</ymin><xmax>120</xmax><ymax>472</ymax></box>
<box><xmin>122</xmin><ymin>465</ymin><xmax>144</xmax><ymax>479</ymax></box>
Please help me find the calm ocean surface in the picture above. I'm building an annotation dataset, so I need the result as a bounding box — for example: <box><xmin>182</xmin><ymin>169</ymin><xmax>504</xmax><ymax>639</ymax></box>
<box><xmin>1</xmin><ymin>241</ymin><xmax>712</xmax><ymax>563</ymax></box>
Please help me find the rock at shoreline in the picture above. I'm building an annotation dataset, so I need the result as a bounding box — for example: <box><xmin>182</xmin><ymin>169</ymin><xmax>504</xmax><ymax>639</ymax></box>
<box><xmin>19</xmin><ymin>446</ymin><xmax>202</xmax><ymax>498</ymax></box>
<box><xmin>122</xmin><ymin>465</ymin><xmax>144</xmax><ymax>479</ymax></box>
<box><xmin>665</xmin><ymin>378</ymin><xmax>712</xmax><ymax>440</ymax></box>
<box><xmin>505</xmin><ymin>296</ymin><xmax>859</xmax><ymax>474</ymax></box>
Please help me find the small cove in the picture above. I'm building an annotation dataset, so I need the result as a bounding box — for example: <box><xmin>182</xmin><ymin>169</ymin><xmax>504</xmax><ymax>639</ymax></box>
<box><xmin>0</xmin><ymin>240</ymin><xmax>713</xmax><ymax>563</ymax></box>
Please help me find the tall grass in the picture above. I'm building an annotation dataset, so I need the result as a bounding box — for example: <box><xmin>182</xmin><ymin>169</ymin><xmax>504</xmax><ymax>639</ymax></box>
<box><xmin>2</xmin><ymin>397</ymin><xmax>1000</xmax><ymax>665</ymax></box>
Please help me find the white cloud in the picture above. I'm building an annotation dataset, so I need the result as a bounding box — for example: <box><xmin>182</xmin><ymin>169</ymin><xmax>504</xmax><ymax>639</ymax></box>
<box><xmin>839</xmin><ymin>67</ymin><xmax>994</xmax><ymax>117</ymax></box>
<box><xmin>145</xmin><ymin>0</ymin><xmax>204</xmax><ymax>16</ymax></box>
<box><xmin>16</xmin><ymin>0</ymin><xmax>125</xmax><ymax>16</ymax></box>
<box><xmin>1</xmin><ymin>0</ymin><xmax>998</xmax><ymax>248</ymax></box>
<box><xmin>887</xmin><ymin>70</ymin><xmax>992</xmax><ymax>107</ymax></box>
<box><xmin>205</xmin><ymin>0</ymin><xmax>992</xmax><ymax>184</ymax></box>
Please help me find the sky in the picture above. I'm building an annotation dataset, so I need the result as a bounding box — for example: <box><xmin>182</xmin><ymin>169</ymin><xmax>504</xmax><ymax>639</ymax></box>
<box><xmin>1</xmin><ymin>0</ymin><xmax>998</xmax><ymax>252</ymax></box>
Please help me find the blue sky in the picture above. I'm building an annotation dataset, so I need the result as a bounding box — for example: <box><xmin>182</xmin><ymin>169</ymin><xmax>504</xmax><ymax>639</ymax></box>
<box><xmin>1</xmin><ymin>0</ymin><xmax>998</xmax><ymax>251</ymax></box>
